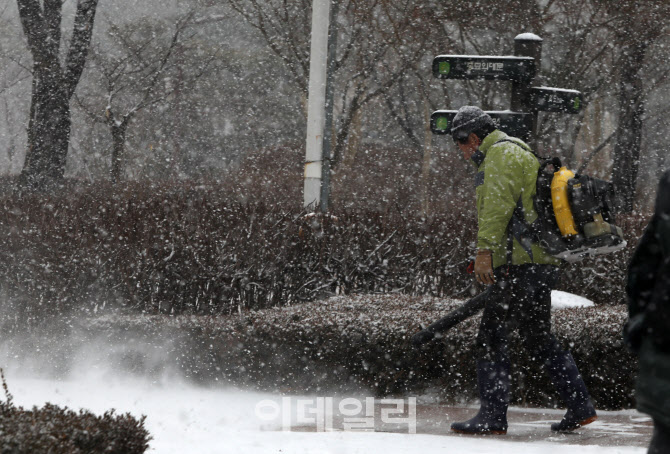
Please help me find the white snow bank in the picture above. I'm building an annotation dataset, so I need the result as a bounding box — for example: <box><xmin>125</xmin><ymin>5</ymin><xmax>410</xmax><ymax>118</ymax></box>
<box><xmin>536</xmin><ymin>86</ymin><xmax>580</xmax><ymax>94</ymax></box>
<box><xmin>435</xmin><ymin>54</ymin><xmax>534</xmax><ymax>60</ymax></box>
<box><xmin>6</xmin><ymin>372</ymin><xmax>642</xmax><ymax>454</ymax></box>
<box><xmin>515</xmin><ymin>32</ymin><xmax>543</xmax><ymax>41</ymax></box>
<box><xmin>551</xmin><ymin>290</ymin><xmax>595</xmax><ymax>310</ymax></box>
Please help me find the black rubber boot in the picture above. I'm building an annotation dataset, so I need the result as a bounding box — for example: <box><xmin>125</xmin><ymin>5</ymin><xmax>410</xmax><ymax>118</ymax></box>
<box><xmin>451</xmin><ymin>360</ymin><xmax>510</xmax><ymax>435</ymax></box>
<box><xmin>547</xmin><ymin>351</ymin><xmax>597</xmax><ymax>432</ymax></box>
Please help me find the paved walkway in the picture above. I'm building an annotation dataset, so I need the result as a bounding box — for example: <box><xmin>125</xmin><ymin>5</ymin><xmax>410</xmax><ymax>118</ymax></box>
<box><xmin>293</xmin><ymin>403</ymin><xmax>653</xmax><ymax>449</ymax></box>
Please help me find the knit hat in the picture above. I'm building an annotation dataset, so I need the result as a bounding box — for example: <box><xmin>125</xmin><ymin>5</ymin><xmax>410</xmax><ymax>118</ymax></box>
<box><xmin>451</xmin><ymin>106</ymin><xmax>495</xmax><ymax>141</ymax></box>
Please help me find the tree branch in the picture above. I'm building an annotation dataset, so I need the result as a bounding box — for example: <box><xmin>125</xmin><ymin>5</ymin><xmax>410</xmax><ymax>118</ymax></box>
<box><xmin>577</xmin><ymin>130</ymin><xmax>616</xmax><ymax>173</ymax></box>
<box><xmin>16</xmin><ymin>0</ymin><xmax>47</xmax><ymax>64</ymax></box>
<box><xmin>64</xmin><ymin>0</ymin><xmax>99</xmax><ymax>99</ymax></box>
<box><xmin>43</xmin><ymin>0</ymin><xmax>62</xmax><ymax>59</ymax></box>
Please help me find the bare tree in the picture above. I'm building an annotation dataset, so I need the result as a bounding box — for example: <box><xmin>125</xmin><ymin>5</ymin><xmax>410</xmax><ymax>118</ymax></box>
<box><xmin>225</xmin><ymin>0</ymin><xmax>433</xmax><ymax>168</ymax></box>
<box><xmin>16</xmin><ymin>0</ymin><xmax>99</xmax><ymax>190</ymax></box>
<box><xmin>605</xmin><ymin>1</ymin><xmax>670</xmax><ymax>212</ymax></box>
<box><xmin>0</xmin><ymin>3</ymin><xmax>31</xmax><ymax>174</ymax></box>
<box><xmin>537</xmin><ymin>1</ymin><xmax>618</xmax><ymax>163</ymax></box>
<box><xmin>75</xmin><ymin>12</ymin><xmax>215</xmax><ymax>183</ymax></box>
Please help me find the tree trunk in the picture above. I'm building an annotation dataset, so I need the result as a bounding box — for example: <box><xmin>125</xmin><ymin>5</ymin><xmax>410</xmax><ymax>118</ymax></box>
<box><xmin>612</xmin><ymin>40</ymin><xmax>647</xmax><ymax>213</ymax></box>
<box><xmin>341</xmin><ymin>108</ymin><xmax>362</xmax><ymax>168</ymax></box>
<box><xmin>16</xmin><ymin>0</ymin><xmax>99</xmax><ymax>192</ymax></box>
<box><xmin>421</xmin><ymin>101</ymin><xmax>432</xmax><ymax>216</ymax></box>
<box><xmin>110</xmin><ymin>122</ymin><xmax>128</xmax><ymax>184</ymax></box>
<box><xmin>19</xmin><ymin>65</ymin><xmax>71</xmax><ymax>190</ymax></box>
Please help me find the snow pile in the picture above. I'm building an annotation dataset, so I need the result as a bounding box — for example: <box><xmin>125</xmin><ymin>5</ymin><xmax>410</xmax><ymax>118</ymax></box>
<box><xmin>551</xmin><ymin>290</ymin><xmax>595</xmax><ymax>309</ymax></box>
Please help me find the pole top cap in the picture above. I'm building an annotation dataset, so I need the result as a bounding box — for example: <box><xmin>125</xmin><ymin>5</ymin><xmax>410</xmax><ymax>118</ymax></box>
<box><xmin>514</xmin><ymin>33</ymin><xmax>543</xmax><ymax>42</ymax></box>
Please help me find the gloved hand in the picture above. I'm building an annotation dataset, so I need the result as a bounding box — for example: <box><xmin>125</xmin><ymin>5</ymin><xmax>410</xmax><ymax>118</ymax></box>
<box><xmin>474</xmin><ymin>249</ymin><xmax>495</xmax><ymax>285</ymax></box>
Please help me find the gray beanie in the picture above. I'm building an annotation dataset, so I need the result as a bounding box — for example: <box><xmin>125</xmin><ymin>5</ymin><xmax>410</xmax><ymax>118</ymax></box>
<box><xmin>451</xmin><ymin>106</ymin><xmax>495</xmax><ymax>141</ymax></box>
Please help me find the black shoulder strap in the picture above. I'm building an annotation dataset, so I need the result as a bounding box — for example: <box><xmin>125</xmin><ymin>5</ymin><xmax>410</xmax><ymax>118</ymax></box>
<box><xmin>539</xmin><ymin>156</ymin><xmax>562</xmax><ymax>171</ymax></box>
<box><xmin>493</xmin><ymin>138</ymin><xmax>537</xmax><ymax>264</ymax></box>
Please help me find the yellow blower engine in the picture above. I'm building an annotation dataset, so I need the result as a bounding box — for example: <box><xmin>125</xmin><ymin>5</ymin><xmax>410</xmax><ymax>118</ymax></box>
<box><xmin>531</xmin><ymin>160</ymin><xmax>626</xmax><ymax>262</ymax></box>
<box><xmin>551</xmin><ymin>167</ymin><xmax>579</xmax><ymax>237</ymax></box>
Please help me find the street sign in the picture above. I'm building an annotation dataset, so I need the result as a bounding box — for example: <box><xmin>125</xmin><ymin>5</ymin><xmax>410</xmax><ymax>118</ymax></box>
<box><xmin>431</xmin><ymin>110</ymin><xmax>534</xmax><ymax>140</ymax></box>
<box><xmin>433</xmin><ymin>55</ymin><xmax>536</xmax><ymax>82</ymax></box>
<box><xmin>431</xmin><ymin>37</ymin><xmax>580</xmax><ymax>149</ymax></box>
<box><xmin>532</xmin><ymin>87</ymin><xmax>582</xmax><ymax>114</ymax></box>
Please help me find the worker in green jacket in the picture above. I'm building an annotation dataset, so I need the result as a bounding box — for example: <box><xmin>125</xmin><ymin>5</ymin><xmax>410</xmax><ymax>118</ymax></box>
<box><xmin>448</xmin><ymin>106</ymin><xmax>597</xmax><ymax>435</ymax></box>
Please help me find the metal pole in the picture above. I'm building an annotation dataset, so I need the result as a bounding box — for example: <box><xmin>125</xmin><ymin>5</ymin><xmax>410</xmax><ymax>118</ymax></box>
<box><xmin>304</xmin><ymin>0</ymin><xmax>331</xmax><ymax>209</ymax></box>
<box><xmin>512</xmin><ymin>33</ymin><xmax>542</xmax><ymax>148</ymax></box>
<box><xmin>320</xmin><ymin>0</ymin><xmax>339</xmax><ymax>213</ymax></box>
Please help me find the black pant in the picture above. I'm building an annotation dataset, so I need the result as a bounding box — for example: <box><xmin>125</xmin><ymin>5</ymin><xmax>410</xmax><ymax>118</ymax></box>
<box><xmin>476</xmin><ymin>264</ymin><xmax>561</xmax><ymax>364</ymax></box>
<box><xmin>649</xmin><ymin>420</ymin><xmax>670</xmax><ymax>454</ymax></box>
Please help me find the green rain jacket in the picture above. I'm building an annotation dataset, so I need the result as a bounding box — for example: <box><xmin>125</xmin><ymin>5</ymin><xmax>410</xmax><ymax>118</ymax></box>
<box><xmin>474</xmin><ymin>129</ymin><xmax>561</xmax><ymax>269</ymax></box>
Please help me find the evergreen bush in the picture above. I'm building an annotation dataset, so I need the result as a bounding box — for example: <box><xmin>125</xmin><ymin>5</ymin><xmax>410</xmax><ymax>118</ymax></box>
<box><xmin>0</xmin><ymin>371</ymin><xmax>150</xmax><ymax>453</ymax></box>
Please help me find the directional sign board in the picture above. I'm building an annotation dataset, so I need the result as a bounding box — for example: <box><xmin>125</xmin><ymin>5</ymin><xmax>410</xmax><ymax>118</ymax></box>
<box><xmin>433</xmin><ymin>55</ymin><xmax>536</xmax><ymax>82</ymax></box>
<box><xmin>532</xmin><ymin>87</ymin><xmax>582</xmax><ymax>114</ymax></box>
<box><xmin>431</xmin><ymin>110</ymin><xmax>534</xmax><ymax>140</ymax></box>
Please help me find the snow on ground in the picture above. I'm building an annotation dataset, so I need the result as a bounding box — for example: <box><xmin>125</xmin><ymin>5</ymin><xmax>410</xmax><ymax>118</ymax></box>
<box><xmin>0</xmin><ymin>290</ymin><xmax>629</xmax><ymax>453</ymax></box>
<box><xmin>5</xmin><ymin>370</ymin><xmax>644</xmax><ymax>454</ymax></box>
<box><xmin>551</xmin><ymin>290</ymin><xmax>595</xmax><ymax>309</ymax></box>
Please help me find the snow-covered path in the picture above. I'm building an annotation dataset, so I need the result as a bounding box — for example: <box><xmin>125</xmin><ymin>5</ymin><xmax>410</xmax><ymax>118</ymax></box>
<box><xmin>0</xmin><ymin>290</ymin><xmax>644</xmax><ymax>453</ymax></box>
<box><xmin>6</xmin><ymin>371</ymin><xmax>646</xmax><ymax>454</ymax></box>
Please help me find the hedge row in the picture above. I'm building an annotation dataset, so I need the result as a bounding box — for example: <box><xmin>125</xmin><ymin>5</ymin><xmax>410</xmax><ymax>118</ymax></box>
<box><xmin>61</xmin><ymin>294</ymin><xmax>636</xmax><ymax>410</ymax></box>
<box><xmin>0</xmin><ymin>180</ymin><xmax>651</xmax><ymax>320</ymax></box>
<box><xmin>0</xmin><ymin>373</ymin><xmax>149</xmax><ymax>453</ymax></box>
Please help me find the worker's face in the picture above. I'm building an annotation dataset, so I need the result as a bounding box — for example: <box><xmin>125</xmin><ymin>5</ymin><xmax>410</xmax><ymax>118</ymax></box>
<box><xmin>456</xmin><ymin>133</ymin><xmax>481</xmax><ymax>161</ymax></box>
